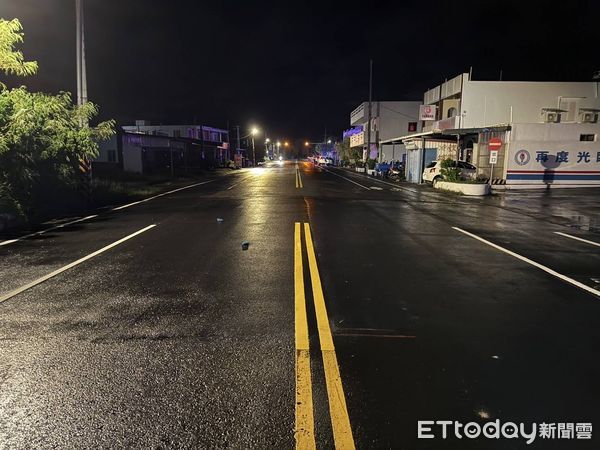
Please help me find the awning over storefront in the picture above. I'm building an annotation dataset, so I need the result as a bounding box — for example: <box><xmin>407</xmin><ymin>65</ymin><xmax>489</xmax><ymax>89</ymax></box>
<box><xmin>379</xmin><ymin>131</ymin><xmax>438</xmax><ymax>145</ymax></box>
<box><xmin>441</xmin><ymin>125</ymin><xmax>511</xmax><ymax>136</ymax></box>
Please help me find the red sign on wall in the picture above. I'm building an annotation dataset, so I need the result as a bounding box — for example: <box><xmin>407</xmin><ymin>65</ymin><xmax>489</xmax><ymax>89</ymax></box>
<box><xmin>489</xmin><ymin>138</ymin><xmax>502</xmax><ymax>150</ymax></box>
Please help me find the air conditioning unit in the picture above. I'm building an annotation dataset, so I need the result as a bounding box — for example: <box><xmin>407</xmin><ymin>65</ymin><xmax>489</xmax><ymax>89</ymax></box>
<box><xmin>542</xmin><ymin>111</ymin><xmax>561</xmax><ymax>123</ymax></box>
<box><xmin>579</xmin><ymin>110</ymin><xmax>599</xmax><ymax>123</ymax></box>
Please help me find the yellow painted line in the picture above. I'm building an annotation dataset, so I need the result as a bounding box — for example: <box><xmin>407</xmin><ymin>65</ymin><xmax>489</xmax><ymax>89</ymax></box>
<box><xmin>298</xmin><ymin>169</ymin><xmax>304</xmax><ymax>188</ymax></box>
<box><xmin>304</xmin><ymin>223</ymin><xmax>355</xmax><ymax>449</ymax></box>
<box><xmin>294</xmin><ymin>223</ymin><xmax>316</xmax><ymax>449</ymax></box>
<box><xmin>0</xmin><ymin>224</ymin><xmax>157</xmax><ymax>303</ymax></box>
<box><xmin>296</xmin><ymin>170</ymin><xmax>299</xmax><ymax>188</ymax></box>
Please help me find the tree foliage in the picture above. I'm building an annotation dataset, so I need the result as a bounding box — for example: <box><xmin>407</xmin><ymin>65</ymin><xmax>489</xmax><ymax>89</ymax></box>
<box><xmin>0</xmin><ymin>19</ymin><xmax>38</xmax><ymax>80</ymax></box>
<box><xmin>440</xmin><ymin>159</ymin><xmax>461</xmax><ymax>182</ymax></box>
<box><xmin>0</xmin><ymin>18</ymin><xmax>115</xmax><ymax>222</ymax></box>
<box><xmin>334</xmin><ymin>138</ymin><xmax>361</xmax><ymax>167</ymax></box>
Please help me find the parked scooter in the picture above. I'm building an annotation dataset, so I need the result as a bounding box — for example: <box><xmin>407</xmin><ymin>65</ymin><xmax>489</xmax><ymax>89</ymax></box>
<box><xmin>388</xmin><ymin>164</ymin><xmax>404</xmax><ymax>182</ymax></box>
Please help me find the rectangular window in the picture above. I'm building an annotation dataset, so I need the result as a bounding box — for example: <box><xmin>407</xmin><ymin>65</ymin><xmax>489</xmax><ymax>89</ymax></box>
<box><xmin>107</xmin><ymin>149</ymin><xmax>116</xmax><ymax>162</ymax></box>
<box><xmin>408</xmin><ymin>122</ymin><xmax>417</xmax><ymax>132</ymax></box>
<box><xmin>203</xmin><ymin>130</ymin><xmax>210</xmax><ymax>141</ymax></box>
<box><xmin>580</xmin><ymin>134</ymin><xmax>595</xmax><ymax>141</ymax></box>
<box><xmin>172</xmin><ymin>129</ymin><xmax>181</xmax><ymax>138</ymax></box>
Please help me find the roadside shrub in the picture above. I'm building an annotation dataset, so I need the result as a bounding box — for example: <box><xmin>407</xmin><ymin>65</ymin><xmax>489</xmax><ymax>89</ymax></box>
<box><xmin>440</xmin><ymin>159</ymin><xmax>461</xmax><ymax>182</ymax></box>
<box><xmin>366</xmin><ymin>158</ymin><xmax>377</xmax><ymax>170</ymax></box>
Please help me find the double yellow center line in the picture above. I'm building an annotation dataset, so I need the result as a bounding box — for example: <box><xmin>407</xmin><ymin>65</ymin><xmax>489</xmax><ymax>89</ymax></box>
<box><xmin>294</xmin><ymin>222</ymin><xmax>355</xmax><ymax>449</ymax></box>
<box><xmin>295</xmin><ymin>166</ymin><xmax>304</xmax><ymax>188</ymax></box>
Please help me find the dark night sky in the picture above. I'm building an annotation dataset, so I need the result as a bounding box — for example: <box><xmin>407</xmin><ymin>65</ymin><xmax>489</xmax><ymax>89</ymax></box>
<box><xmin>1</xmin><ymin>0</ymin><xmax>598</xmax><ymax>141</ymax></box>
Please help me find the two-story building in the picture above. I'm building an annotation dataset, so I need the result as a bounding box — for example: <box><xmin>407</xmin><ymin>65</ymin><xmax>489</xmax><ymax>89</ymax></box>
<box><xmin>345</xmin><ymin>101</ymin><xmax>422</xmax><ymax>163</ymax></box>
<box><xmin>385</xmin><ymin>73</ymin><xmax>600</xmax><ymax>186</ymax></box>
<box><xmin>96</xmin><ymin>121</ymin><xmax>231</xmax><ymax>174</ymax></box>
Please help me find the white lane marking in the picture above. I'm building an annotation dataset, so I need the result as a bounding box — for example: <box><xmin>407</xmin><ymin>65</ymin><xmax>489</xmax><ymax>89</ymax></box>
<box><xmin>554</xmin><ymin>231</ymin><xmax>600</xmax><ymax>248</ymax></box>
<box><xmin>227</xmin><ymin>183</ymin><xmax>238</xmax><ymax>190</ymax></box>
<box><xmin>1</xmin><ymin>179</ymin><xmax>220</xmax><ymax>247</ymax></box>
<box><xmin>328</xmin><ymin>169</ymin><xmax>421</xmax><ymax>194</ymax></box>
<box><xmin>0</xmin><ymin>224</ymin><xmax>157</xmax><ymax>303</ymax></box>
<box><xmin>112</xmin><ymin>180</ymin><xmax>215</xmax><ymax>211</ymax></box>
<box><xmin>0</xmin><ymin>215</ymin><xmax>99</xmax><ymax>247</ymax></box>
<box><xmin>321</xmin><ymin>168</ymin><xmax>371</xmax><ymax>190</ymax></box>
<box><xmin>452</xmin><ymin>227</ymin><xmax>600</xmax><ymax>298</ymax></box>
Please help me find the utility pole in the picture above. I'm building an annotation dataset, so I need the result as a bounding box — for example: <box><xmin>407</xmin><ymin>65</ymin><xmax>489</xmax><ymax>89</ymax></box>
<box><xmin>251</xmin><ymin>136</ymin><xmax>256</xmax><ymax>167</ymax></box>
<box><xmin>76</xmin><ymin>0</ymin><xmax>88</xmax><ymax>112</ymax></box>
<box><xmin>365</xmin><ymin>59</ymin><xmax>373</xmax><ymax>162</ymax></box>
<box><xmin>76</xmin><ymin>0</ymin><xmax>91</xmax><ymax>203</ymax></box>
<box><xmin>236</xmin><ymin>125</ymin><xmax>241</xmax><ymax>157</ymax></box>
<box><xmin>376</xmin><ymin>101</ymin><xmax>381</xmax><ymax>163</ymax></box>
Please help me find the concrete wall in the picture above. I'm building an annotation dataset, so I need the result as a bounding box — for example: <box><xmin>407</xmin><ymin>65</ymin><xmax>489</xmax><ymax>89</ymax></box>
<box><xmin>122</xmin><ymin>142</ymin><xmax>143</xmax><ymax>173</ymax></box>
<box><xmin>96</xmin><ymin>135</ymin><xmax>119</xmax><ymax>163</ymax></box>
<box><xmin>505</xmin><ymin>122</ymin><xmax>600</xmax><ymax>185</ymax></box>
<box><xmin>350</xmin><ymin>101</ymin><xmax>421</xmax><ymax>143</ymax></box>
<box><xmin>461</xmin><ymin>81</ymin><xmax>600</xmax><ymax>128</ymax></box>
<box><xmin>378</xmin><ymin>101</ymin><xmax>421</xmax><ymax>142</ymax></box>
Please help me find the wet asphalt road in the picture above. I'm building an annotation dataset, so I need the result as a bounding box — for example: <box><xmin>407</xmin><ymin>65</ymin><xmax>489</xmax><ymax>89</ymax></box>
<box><xmin>0</xmin><ymin>162</ymin><xmax>599</xmax><ymax>449</ymax></box>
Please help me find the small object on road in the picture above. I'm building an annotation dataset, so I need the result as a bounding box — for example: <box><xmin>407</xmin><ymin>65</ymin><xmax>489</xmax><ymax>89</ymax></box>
<box><xmin>492</xmin><ymin>355</ymin><xmax>500</xmax><ymax>359</ymax></box>
<box><xmin>216</xmin><ymin>218</ymin><xmax>224</xmax><ymax>223</ymax></box>
<box><xmin>241</xmin><ymin>240</ymin><xmax>250</xmax><ymax>250</ymax></box>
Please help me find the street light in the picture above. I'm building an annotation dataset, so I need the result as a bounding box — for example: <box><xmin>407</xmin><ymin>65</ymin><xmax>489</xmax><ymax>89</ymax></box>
<box><xmin>250</xmin><ymin>127</ymin><xmax>259</xmax><ymax>166</ymax></box>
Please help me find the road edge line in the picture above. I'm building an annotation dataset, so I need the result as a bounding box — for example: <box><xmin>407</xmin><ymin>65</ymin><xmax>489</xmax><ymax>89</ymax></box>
<box><xmin>554</xmin><ymin>231</ymin><xmax>600</xmax><ymax>248</ymax></box>
<box><xmin>320</xmin><ymin>167</ymin><xmax>370</xmax><ymax>191</ymax></box>
<box><xmin>453</xmin><ymin>227</ymin><xmax>600</xmax><ymax>298</ymax></box>
<box><xmin>0</xmin><ymin>214</ymin><xmax>99</xmax><ymax>247</ymax></box>
<box><xmin>112</xmin><ymin>179</ymin><xmax>215</xmax><ymax>211</ymax></box>
<box><xmin>0</xmin><ymin>224</ymin><xmax>157</xmax><ymax>303</ymax></box>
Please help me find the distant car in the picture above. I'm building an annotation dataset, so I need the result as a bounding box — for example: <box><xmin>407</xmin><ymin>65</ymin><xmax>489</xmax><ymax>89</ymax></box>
<box><xmin>423</xmin><ymin>160</ymin><xmax>476</xmax><ymax>185</ymax></box>
<box><xmin>316</xmin><ymin>157</ymin><xmax>333</xmax><ymax>166</ymax></box>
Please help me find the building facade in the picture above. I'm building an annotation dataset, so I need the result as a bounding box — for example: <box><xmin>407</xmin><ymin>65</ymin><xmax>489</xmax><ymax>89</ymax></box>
<box><xmin>95</xmin><ymin>121</ymin><xmax>232</xmax><ymax>174</ymax></box>
<box><xmin>386</xmin><ymin>73</ymin><xmax>600</xmax><ymax>186</ymax></box>
<box><xmin>346</xmin><ymin>101</ymin><xmax>421</xmax><ymax>162</ymax></box>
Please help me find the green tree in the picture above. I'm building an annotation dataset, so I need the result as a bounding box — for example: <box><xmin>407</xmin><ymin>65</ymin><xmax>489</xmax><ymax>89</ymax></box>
<box><xmin>0</xmin><ymin>19</ymin><xmax>38</xmax><ymax>80</ymax></box>
<box><xmin>0</xmin><ymin>18</ymin><xmax>115</xmax><ymax>222</ymax></box>
<box><xmin>440</xmin><ymin>159</ymin><xmax>461</xmax><ymax>182</ymax></box>
<box><xmin>334</xmin><ymin>138</ymin><xmax>361</xmax><ymax>167</ymax></box>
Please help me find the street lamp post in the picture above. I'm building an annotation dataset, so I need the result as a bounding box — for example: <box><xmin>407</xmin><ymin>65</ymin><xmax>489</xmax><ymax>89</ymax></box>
<box><xmin>237</xmin><ymin>126</ymin><xmax>260</xmax><ymax>167</ymax></box>
<box><xmin>250</xmin><ymin>127</ymin><xmax>258</xmax><ymax>166</ymax></box>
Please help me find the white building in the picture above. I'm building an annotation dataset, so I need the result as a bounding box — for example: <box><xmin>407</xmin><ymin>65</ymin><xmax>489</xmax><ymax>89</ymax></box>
<box><xmin>386</xmin><ymin>73</ymin><xmax>600</xmax><ymax>186</ymax></box>
<box><xmin>345</xmin><ymin>101</ymin><xmax>421</xmax><ymax>162</ymax></box>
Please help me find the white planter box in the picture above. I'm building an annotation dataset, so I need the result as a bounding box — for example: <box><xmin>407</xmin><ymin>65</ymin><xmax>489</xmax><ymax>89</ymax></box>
<box><xmin>355</xmin><ymin>167</ymin><xmax>366</xmax><ymax>173</ymax></box>
<box><xmin>366</xmin><ymin>169</ymin><xmax>376</xmax><ymax>176</ymax></box>
<box><xmin>435</xmin><ymin>181</ymin><xmax>490</xmax><ymax>196</ymax></box>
